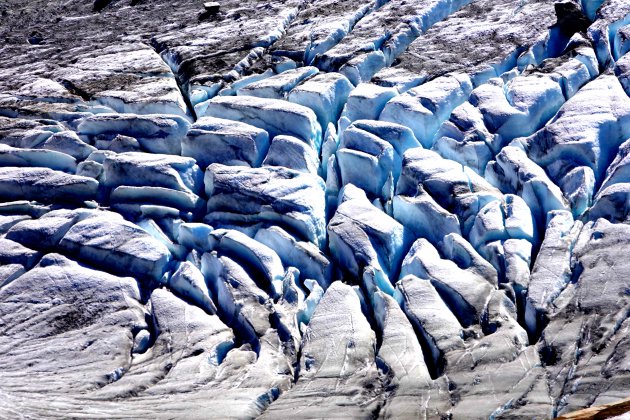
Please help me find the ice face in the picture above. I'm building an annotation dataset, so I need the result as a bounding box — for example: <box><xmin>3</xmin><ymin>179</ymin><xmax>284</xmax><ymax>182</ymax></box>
<box><xmin>59</xmin><ymin>212</ymin><xmax>172</xmax><ymax>282</ymax></box>
<box><xmin>328</xmin><ymin>184</ymin><xmax>411</xmax><ymax>289</ymax></box>
<box><xmin>339</xmin><ymin>83</ymin><xmax>398</xmax><ymax>128</ymax></box>
<box><xmin>3</xmin><ymin>0</ymin><xmax>630</xmax><ymax>417</ymax></box>
<box><xmin>0</xmin><ymin>167</ymin><xmax>98</xmax><ymax>204</ymax></box>
<box><xmin>395</xmin><ymin>275</ymin><xmax>465</xmax><ymax>375</ymax></box>
<box><xmin>205</xmin><ymin>164</ymin><xmax>327</xmax><ymax>247</ymax></box>
<box><xmin>519</xmin><ymin>75</ymin><xmax>630</xmax><ymax>190</ymax></box>
<box><xmin>399</xmin><ymin>238</ymin><xmax>495</xmax><ymax>327</ymax></box>
<box><xmin>182</xmin><ymin>116</ymin><xmax>270</xmax><ymax>168</ymax></box>
<box><xmin>287</xmin><ymin>72</ymin><xmax>354</xmax><ymax>131</ymax></box>
<box><xmin>485</xmin><ymin>146</ymin><xmax>569</xmax><ymax>228</ymax></box>
<box><xmin>237</xmin><ymin>66</ymin><xmax>319</xmax><ymax>99</ymax></box>
<box><xmin>373</xmin><ymin>290</ymin><xmax>433</xmax><ymax>415</ymax></box>
<box><xmin>261</xmin><ymin>281</ymin><xmax>383</xmax><ymax>418</ymax></box>
<box><xmin>262</xmin><ymin>134</ymin><xmax>320</xmax><ymax>174</ymax></box>
<box><xmin>254</xmin><ymin>226</ymin><xmax>333</xmax><ymax>289</ymax></box>
<box><xmin>77</xmin><ymin>113</ymin><xmax>191</xmax><ymax>155</ymax></box>
<box><xmin>380</xmin><ymin>73</ymin><xmax>473</xmax><ymax>148</ymax></box>
<box><xmin>197</xmin><ymin>96</ymin><xmax>322</xmax><ymax>152</ymax></box>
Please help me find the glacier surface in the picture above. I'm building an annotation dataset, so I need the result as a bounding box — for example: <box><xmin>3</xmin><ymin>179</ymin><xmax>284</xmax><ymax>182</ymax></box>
<box><xmin>1</xmin><ymin>0</ymin><xmax>630</xmax><ymax>418</ymax></box>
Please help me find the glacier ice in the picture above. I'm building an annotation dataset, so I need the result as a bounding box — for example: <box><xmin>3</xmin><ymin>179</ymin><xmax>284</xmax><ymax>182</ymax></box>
<box><xmin>336</xmin><ymin>120</ymin><xmax>420</xmax><ymax>203</ymax></box>
<box><xmin>102</xmin><ymin>152</ymin><xmax>203</xmax><ymax>194</ymax></box>
<box><xmin>328</xmin><ymin>184</ymin><xmax>411</xmax><ymax>289</ymax></box>
<box><xmin>518</xmin><ymin>76</ymin><xmax>630</xmax><ymax>184</ymax></box>
<box><xmin>262</xmin><ymin>134</ymin><xmax>320</xmax><ymax>174</ymax></box>
<box><xmin>182</xmin><ymin>116</ymin><xmax>270</xmax><ymax>168</ymax></box>
<box><xmin>380</xmin><ymin>73</ymin><xmax>473</xmax><ymax>148</ymax></box>
<box><xmin>208</xmin><ymin>229</ymin><xmax>285</xmax><ymax>298</ymax></box>
<box><xmin>2</xmin><ymin>0</ymin><xmax>630</xmax><ymax>417</ymax></box>
<box><xmin>399</xmin><ymin>238</ymin><xmax>494</xmax><ymax>327</ymax></box>
<box><xmin>169</xmin><ymin>260</ymin><xmax>218</xmax><ymax>315</ymax></box>
<box><xmin>0</xmin><ymin>167</ymin><xmax>98</xmax><ymax>204</ymax></box>
<box><xmin>201</xmin><ymin>252</ymin><xmax>273</xmax><ymax>343</ymax></box>
<box><xmin>198</xmin><ymin>96</ymin><xmax>322</xmax><ymax>152</ymax></box>
<box><xmin>237</xmin><ymin>66</ymin><xmax>319</xmax><ymax>99</ymax></box>
<box><xmin>205</xmin><ymin>164</ymin><xmax>327</xmax><ymax>246</ymax></box>
<box><xmin>0</xmin><ymin>144</ymin><xmax>77</xmax><ymax>172</ymax></box>
<box><xmin>260</xmin><ymin>281</ymin><xmax>382</xmax><ymax>418</ymax></box>
<box><xmin>525</xmin><ymin>210</ymin><xmax>581</xmax><ymax>336</ymax></box>
<box><xmin>36</xmin><ymin>130</ymin><xmax>96</xmax><ymax>161</ymax></box>
<box><xmin>287</xmin><ymin>72</ymin><xmax>354</xmax><ymax>131</ymax></box>
<box><xmin>433</xmin><ymin>101</ymin><xmax>495</xmax><ymax>175</ymax></box>
<box><xmin>77</xmin><ymin>113</ymin><xmax>190</xmax><ymax>155</ymax></box>
<box><xmin>485</xmin><ymin>145</ymin><xmax>569</xmax><ymax>227</ymax></box>
<box><xmin>339</xmin><ymin>82</ymin><xmax>398</xmax><ymax>128</ymax></box>
<box><xmin>395</xmin><ymin>275</ymin><xmax>464</xmax><ymax>375</ymax></box>
<box><xmin>59</xmin><ymin>212</ymin><xmax>172</xmax><ymax>281</ymax></box>
<box><xmin>254</xmin><ymin>226</ymin><xmax>333</xmax><ymax>289</ymax></box>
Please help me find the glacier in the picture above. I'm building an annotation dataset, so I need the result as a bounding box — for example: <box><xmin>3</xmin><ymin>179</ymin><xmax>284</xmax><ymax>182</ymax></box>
<box><xmin>1</xmin><ymin>0</ymin><xmax>630</xmax><ymax>418</ymax></box>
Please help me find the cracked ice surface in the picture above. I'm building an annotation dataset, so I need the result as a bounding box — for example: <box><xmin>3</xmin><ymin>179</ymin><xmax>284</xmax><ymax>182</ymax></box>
<box><xmin>1</xmin><ymin>0</ymin><xmax>630</xmax><ymax>418</ymax></box>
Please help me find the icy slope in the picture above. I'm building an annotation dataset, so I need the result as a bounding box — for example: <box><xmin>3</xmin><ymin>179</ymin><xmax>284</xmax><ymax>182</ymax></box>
<box><xmin>1</xmin><ymin>0</ymin><xmax>630</xmax><ymax>418</ymax></box>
